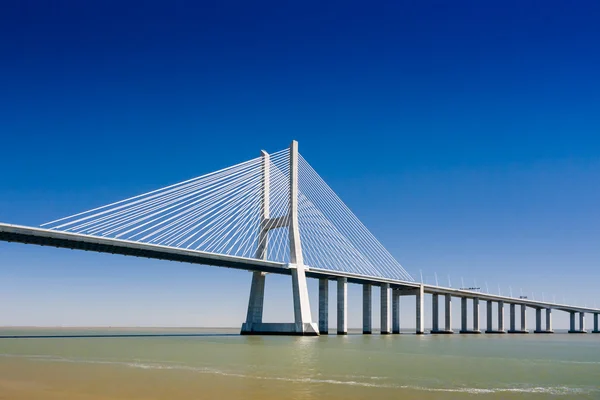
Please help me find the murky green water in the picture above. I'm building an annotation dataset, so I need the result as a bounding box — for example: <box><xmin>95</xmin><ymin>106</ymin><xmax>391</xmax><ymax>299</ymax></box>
<box><xmin>0</xmin><ymin>328</ymin><xmax>599</xmax><ymax>399</ymax></box>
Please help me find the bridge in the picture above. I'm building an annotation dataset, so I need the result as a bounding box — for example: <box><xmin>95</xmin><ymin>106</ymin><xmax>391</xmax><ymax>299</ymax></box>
<box><xmin>1</xmin><ymin>141</ymin><xmax>598</xmax><ymax>335</ymax></box>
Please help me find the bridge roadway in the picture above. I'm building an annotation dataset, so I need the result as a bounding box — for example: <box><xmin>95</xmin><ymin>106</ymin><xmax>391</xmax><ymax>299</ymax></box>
<box><xmin>1</xmin><ymin>223</ymin><xmax>599</xmax><ymax>334</ymax></box>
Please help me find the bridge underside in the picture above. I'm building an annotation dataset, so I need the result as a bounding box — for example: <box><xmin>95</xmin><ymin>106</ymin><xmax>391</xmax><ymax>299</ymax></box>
<box><xmin>0</xmin><ymin>224</ymin><xmax>286</xmax><ymax>275</ymax></box>
<box><xmin>0</xmin><ymin>223</ymin><xmax>420</xmax><ymax>288</ymax></box>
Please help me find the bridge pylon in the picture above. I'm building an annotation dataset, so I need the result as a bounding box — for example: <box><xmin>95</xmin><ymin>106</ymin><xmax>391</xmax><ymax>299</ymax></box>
<box><xmin>240</xmin><ymin>140</ymin><xmax>319</xmax><ymax>335</ymax></box>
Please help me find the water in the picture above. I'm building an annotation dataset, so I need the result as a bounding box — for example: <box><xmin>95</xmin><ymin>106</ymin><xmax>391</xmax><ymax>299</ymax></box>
<box><xmin>0</xmin><ymin>328</ymin><xmax>599</xmax><ymax>399</ymax></box>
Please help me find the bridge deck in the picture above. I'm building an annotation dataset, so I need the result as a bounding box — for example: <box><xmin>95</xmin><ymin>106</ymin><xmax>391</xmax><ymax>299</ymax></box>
<box><xmin>0</xmin><ymin>223</ymin><xmax>287</xmax><ymax>275</ymax></box>
<box><xmin>0</xmin><ymin>223</ymin><xmax>598</xmax><ymax>315</ymax></box>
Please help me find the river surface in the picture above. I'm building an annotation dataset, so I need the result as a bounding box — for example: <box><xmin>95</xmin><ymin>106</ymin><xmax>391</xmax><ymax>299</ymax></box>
<box><xmin>0</xmin><ymin>328</ymin><xmax>599</xmax><ymax>399</ymax></box>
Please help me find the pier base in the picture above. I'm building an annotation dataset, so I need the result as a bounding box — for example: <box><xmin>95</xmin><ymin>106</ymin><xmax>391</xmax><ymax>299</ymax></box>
<box><xmin>241</xmin><ymin>322</ymin><xmax>319</xmax><ymax>336</ymax></box>
<box><xmin>533</xmin><ymin>330</ymin><xmax>554</xmax><ymax>334</ymax></box>
<box><xmin>241</xmin><ymin>264</ymin><xmax>319</xmax><ymax>336</ymax></box>
<box><xmin>431</xmin><ymin>330</ymin><xmax>454</xmax><ymax>334</ymax></box>
<box><xmin>484</xmin><ymin>330</ymin><xmax>506</xmax><ymax>334</ymax></box>
<box><xmin>507</xmin><ymin>330</ymin><xmax>529</xmax><ymax>334</ymax></box>
<box><xmin>459</xmin><ymin>330</ymin><xmax>482</xmax><ymax>334</ymax></box>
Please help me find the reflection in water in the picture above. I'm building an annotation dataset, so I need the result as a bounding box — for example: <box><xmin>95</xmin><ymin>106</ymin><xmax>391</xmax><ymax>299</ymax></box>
<box><xmin>288</xmin><ymin>336</ymin><xmax>319</xmax><ymax>400</ymax></box>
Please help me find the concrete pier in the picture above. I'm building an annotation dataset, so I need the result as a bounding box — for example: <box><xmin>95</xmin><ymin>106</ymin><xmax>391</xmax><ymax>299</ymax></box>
<box><xmin>392</xmin><ymin>290</ymin><xmax>400</xmax><ymax>334</ymax></box>
<box><xmin>509</xmin><ymin>304</ymin><xmax>515</xmax><ymax>331</ymax></box>
<box><xmin>568</xmin><ymin>311</ymin><xmax>587</xmax><ymax>333</ymax></box>
<box><xmin>508</xmin><ymin>303</ymin><xmax>528</xmax><ymax>333</ymax></box>
<box><xmin>473</xmin><ymin>298</ymin><xmax>480</xmax><ymax>332</ymax></box>
<box><xmin>461</xmin><ymin>297</ymin><xmax>468</xmax><ymax>332</ymax></box>
<box><xmin>486</xmin><ymin>300</ymin><xmax>493</xmax><ymax>332</ymax></box>
<box><xmin>445</xmin><ymin>294</ymin><xmax>453</xmax><ymax>333</ymax></box>
<box><xmin>362</xmin><ymin>284</ymin><xmax>372</xmax><ymax>334</ymax></box>
<box><xmin>242</xmin><ymin>266</ymin><xmax>318</xmax><ymax>335</ymax></box>
<box><xmin>460</xmin><ymin>297</ymin><xmax>481</xmax><ymax>334</ymax></box>
<box><xmin>416</xmin><ymin>285</ymin><xmax>424</xmax><ymax>334</ymax></box>
<box><xmin>497</xmin><ymin>301</ymin><xmax>505</xmax><ymax>332</ymax></box>
<box><xmin>569</xmin><ymin>311</ymin><xmax>576</xmax><ymax>332</ymax></box>
<box><xmin>381</xmin><ymin>283</ymin><xmax>390</xmax><ymax>334</ymax></box>
<box><xmin>593</xmin><ymin>313</ymin><xmax>599</xmax><ymax>333</ymax></box>
<box><xmin>521</xmin><ymin>304</ymin><xmax>527</xmax><ymax>332</ymax></box>
<box><xmin>434</xmin><ymin>294</ymin><xmax>453</xmax><ymax>333</ymax></box>
<box><xmin>533</xmin><ymin>308</ymin><xmax>551</xmax><ymax>333</ymax></box>
<box><xmin>319</xmin><ymin>278</ymin><xmax>328</xmax><ymax>334</ymax></box>
<box><xmin>431</xmin><ymin>293</ymin><xmax>453</xmax><ymax>334</ymax></box>
<box><xmin>241</xmin><ymin>271</ymin><xmax>266</xmax><ymax>333</ymax></box>
<box><xmin>485</xmin><ymin>300</ymin><xmax>505</xmax><ymax>333</ymax></box>
<box><xmin>337</xmin><ymin>277</ymin><xmax>347</xmax><ymax>335</ymax></box>
<box><xmin>534</xmin><ymin>308</ymin><xmax>552</xmax><ymax>333</ymax></box>
<box><xmin>432</xmin><ymin>294</ymin><xmax>439</xmax><ymax>332</ymax></box>
<box><xmin>546</xmin><ymin>308</ymin><xmax>553</xmax><ymax>332</ymax></box>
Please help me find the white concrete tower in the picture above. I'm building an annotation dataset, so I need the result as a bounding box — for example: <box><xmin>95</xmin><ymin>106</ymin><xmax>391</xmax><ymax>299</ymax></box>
<box><xmin>241</xmin><ymin>141</ymin><xmax>318</xmax><ymax>335</ymax></box>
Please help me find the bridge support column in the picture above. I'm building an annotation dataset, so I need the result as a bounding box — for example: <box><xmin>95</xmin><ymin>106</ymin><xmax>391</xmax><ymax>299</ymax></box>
<box><xmin>486</xmin><ymin>300</ymin><xmax>493</xmax><ymax>333</ymax></box>
<box><xmin>521</xmin><ymin>304</ymin><xmax>527</xmax><ymax>332</ymax></box>
<box><xmin>416</xmin><ymin>285</ymin><xmax>425</xmax><ymax>334</ymax></box>
<box><xmin>497</xmin><ymin>301</ymin><xmax>505</xmax><ymax>332</ymax></box>
<box><xmin>242</xmin><ymin>266</ymin><xmax>318</xmax><ymax>335</ymax></box>
<box><xmin>381</xmin><ymin>283</ymin><xmax>390</xmax><ymax>334</ymax></box>
<box><xmin>509</xmin><ymin>303</ymin><xmax>515</xmax><ymax>331</ymax></box>
<box><xmin>593</xmin><ymin>314</ymin><xmax>599</xmax><ymax>333</ymax></box>
<box><xmin>568</xmin><ymin>311</ymin><xmax>586</xmax><ymax>333</ymax></box>
<box><xmin>434</xmin><ymin>293</ymin><xmax>453</xmax><ymax>334</ymax></box>
<box><xmin>392</xmin><ymin>289</ymin><xmax>400</xmax><ymax>334</ymax></box>
<box><xmin>337</xmin><ymin>277</ymin><xmax>347</xmax><ymax>335</ymax></box>
<box><xmin>460</xmin><ymin>297</ymin><xmax>467</xmax><ymax>332</ymax></box>
<box><xmin>534</xmin><ymin>308</ymin><xmax>542</xmax><ymax>333</ymax></box>
<box><xmin>290</xmin><ymin>265</ymin><xmax>319</xmax><ymax>335</ymax></box>
<box><xmin>485</xmin><ymin>300</ymin><xmax>506</xmax><ymax>333</ymax></box>
<box><xmin>546</xmin><ymin>309</ymin><xmax>553</xmax><ymax>332</ymax></box>
<box><xmin>569</xmin><ymin>311</ymin><xmax>576</xmax><ymax>332</ymax></box>
<box><xmin>363</xmin><ymin>284</ymin><xmax>372</xmax><ymax>334</ymax></box>
<box><xmin>473</xmin><ymin>298</ymin><xmax>480</xmax><ymax>332</ymax></box>
<box><xmin>319</xmin><ymin>279</ymin><xmax>329</xmax><ymax>334</ymax></box>
<box><xmin>509</xmin><ymin>303</ymin><xmax>528</xmax><ymax>333</ymax></box>
<box><xmin>241</xmin><ymin>271</ymin><xmax>266</xmax><ymax>332</ymax></box>
<box><xmin>432</xmin><ymin>294</ymin><xmax>439</xmax><ymax>332</ymax></box>
<box><xmin>485</xmin><ymin>300</ymin><xmax>504</xmax><ymax>333</ymax></box>
<box><xmin>444</xmin><ymin>294</ymin><xmax>453</xmax><ymax>333</ymax></box>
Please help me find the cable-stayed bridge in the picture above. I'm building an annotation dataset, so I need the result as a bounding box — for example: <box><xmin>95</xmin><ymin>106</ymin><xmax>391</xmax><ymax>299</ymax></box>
<box><xmin>0</xmin><ymin>141</ymin><xmax>598</xmax><ymax>335</ymax></box>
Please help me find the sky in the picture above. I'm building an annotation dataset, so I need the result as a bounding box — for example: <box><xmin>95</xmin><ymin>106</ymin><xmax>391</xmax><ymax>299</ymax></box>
<box><xmin>0</xmin><ymin>0</ymin><xmax>599</xmax><ymax>329</ymax></box>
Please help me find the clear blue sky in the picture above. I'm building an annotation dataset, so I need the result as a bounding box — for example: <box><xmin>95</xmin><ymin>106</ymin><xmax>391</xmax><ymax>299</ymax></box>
<box><xmin>0</xmin><ymin>1</ymin><xmax>599</xmax><ymax>328</ymax></box>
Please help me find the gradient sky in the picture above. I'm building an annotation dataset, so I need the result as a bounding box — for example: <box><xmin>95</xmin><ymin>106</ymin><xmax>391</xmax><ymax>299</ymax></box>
<box><xmin>0</xmin><ymin>1</ymin><xmax>599</xmax><ymax>329</ymax></box>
